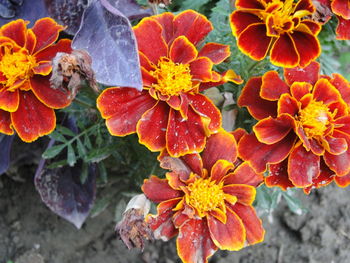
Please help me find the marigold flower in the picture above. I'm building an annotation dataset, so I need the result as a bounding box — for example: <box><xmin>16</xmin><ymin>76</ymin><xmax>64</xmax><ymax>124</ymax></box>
<box><xmin>0</xmin><ymin>18</ymin><xmax>72</xmax><ymax>142</ymax></box>
<box><xmin>142</xmin><ymin>130</ymin><xmax>264</xmax><ymax>263</ymax></box>
<box><xmin>237</xmin><ymin>61</ymin><xmax>350</xmax><ymax>193</ymax></box>
<box><xmin>230</xmin><ymin>0</ymin><xmax>322</xmax><ymax>68</ymax></box>
<box><xmin>97</xmin><ymin>10</ymin><xmax>242</xmax><ymax>157</ymax></box>
<box><xmin>313</xmin><ymin>0</ymin><xmax>350</xmax><ymax>39</ymax></box>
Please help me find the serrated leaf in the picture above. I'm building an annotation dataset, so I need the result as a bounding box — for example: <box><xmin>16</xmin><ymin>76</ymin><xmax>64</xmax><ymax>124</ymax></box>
<box><xmin>49</xmin><ymin>131</ymin><xmax>68</xmax><ymax>143</ymax></box>
<box><xmin>67</xmin><ymin>145</ymin><xmax>77</xmax><ymax>167</ymax></box>
<box><xmin>56</xmin><ymin>125</ymin><xmax>76</xmax><ymax>137</ymax></box>
<box><xmin>76</xmin><ymin>138</ymin><xmax>87</xmax><ymax>159</ymax></box>
<box><xmin>42</xmin><ymin>144</ymin><xmax>66</xmax><ymax>159</ymax></box>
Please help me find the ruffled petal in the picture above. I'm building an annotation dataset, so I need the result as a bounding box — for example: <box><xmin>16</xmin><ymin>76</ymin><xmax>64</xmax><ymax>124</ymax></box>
<box><xmin>290</xmin><ymin>31</ymin><xmax>321</xmax><ymax>67</ymax></box>
<box><xmin>284</xmin><ymin>61</ymin><xmax>320</xmax><ymax>86</ymax></box>
<box><xmin>336</xmin><ymin>16</ymin><xmax>350</xmax><ymax>40</ymax></box>
<box><xmin>190</xmin><ymin>57</ymin><xmax>213</xmax><ymax>82</ymax></box>
<box><xmin>34</xmin><ymin>39</ymin><xmax>72</xmax><ymax>62</ymax></box>
<box><xmin>260</xmin><ymin>71</ymin><xmax>290</xmax><ymax>101</ymax></box>
<box><xmin>290</xmin><ymin>82</ymin><xmax>312</xmax><ymax>101</ymax></box>
<box><xmin>324</xmin><ymin>133</ymin><xmax>350</xmax><ymax>176</ymax></box>
<box><xmin>173</xmin><ymin>10</ymin><xmax>213</xmax><ymax>46</ymax></box>
<box><xmin>30</xmin><ymin>74</ymin><xmax>72</xmax><ymax>109</ymax></box>
<box><xmin>230</xmin><ymin>203</ymin><xmax>265</xmax><ymax>245</ymax></box>
<box><xmin>169</xmin><ymin>36</ymin><xmax>198</xmax><ymax>64</ymax></box>
<box><xmin>238</xmin><ymin>132</ymin><xmax>296</xmax><ymax>173</ymax></box>
<box><xmin>142</xmin><ymin>175</ymin><xmax>182</xmax><ymax>203</ymax></box>
<box><xmin>31</xmin><ymin>18</ymin><xmax>65</xmax><ymax>54</ymax></box>
<box><xmin>25</xmin><ymin>29</ymin><xmax>36</xmax><ymax>54</ymax></box>
<box><xmin>32</xmin><ymin>61</ymin><xmax>51</xmax><ymax>75</ymax></box>
<box><xmin>201</xmin><ymin>130</ymin><xmax>237</xmax><ymax>172</ymax></box>
<box><xmin>223</xmin><ymin>184</ymin><xmax>256</xmax><ymax>206</ymax></box>
<box><xmin>210</xmin><ymin>159</ymin><xmax>235</xmax><ymax>183</ymax></box>
<box><xmin>265</xmin><ymin>159</ymin><xmax>294</xmax><ymax>190</ymax></box>
<box><xmin>253</xmin><ymin>114</ymin><xmax>294</xmax><ymax>144</ymax></box>
<box><xmin>324</xmin><ymin>133</ymin><xmax>347</xmax><ymax>155</ymax></box>
<box><xmin>0</xmin><ymin>89</ymin><xmax>19</xmax><ymax>112</ymax></box>
<box><xmin>97</xmin><ymin>88</ymin><xmax>156</xmax><ymax>136</ymax></box>
<box><xmin>335</xmin><ymin>172</ymin><xmax>350</xmax><ymax>187</ymax></box>
<box><xmin>330</xmin><ymin>73</ymin><xmax>350</xmax><ymax>105</ymax></box>
<box><xmin>231</xmin><ymin>128</ymin><xmax>248</xmax><ymax>143</ymax></box>
<box><xmin>238</xmin><ymin>77</ymin><xmax>278</xmax><ymax>120</ymax></box>
<box><xmin>133</xmin><ymin>18</ymin><xmax>168</xmax><ymax>64</ymax></box>
<box><xmin>313</xmin><ymin>78</ymin><xmax>341</xmax><ymax>105</ymax></box>
<box><xmin>0</xmin><ymin>109</ymin><xmax>13</xmax><ymax>135</ymax></box>
<box><xmin>230</xmin><ymin>11</ymin><xmax>262</xmax><ymax>36</ymax></box>
<box><xmin>198</xmin><ymin>43</ymin><xmax>230</xmax><ymax>64</ymax></box>
<box><xmin>288</xmin><ymin>143</ymin><xmax>320</xmax><ymax>187</ymax></box>
<box><xmin>207</xmin><ymin>208</ymin><xmax>245</xmax><ymax>250</ymax></box>
<box><xmin>152</xmin><ymin>12</ymin><xmax>175</xmax><ymax>44</ymax></box>
<box><xmin>235</xmin><ymin>0</ymin><xmax>265</xmax><ymax>9</ymax></box>
<box><xmin>0</xmin><ymin>19</ymin><xmax>27</xmax><ymax>47</ymax></box>
<box><xmin>278</xmin><ymin>93</ymin><xmax>300</xmax><ymax>116</ymax></box>
<box><xmin>225</xmin><ymin>162</ymin><xmax>263</xmax><ymax>187</ymax></box>
<box><xmin>237</xmin><ymin>23</ymin><xmax>272</xmax><ymax>61</ymax></box>
<box><xmin>137</xmin><ymin>101</ymin><xmax>169</xmax><ymax>152</ymax></box>
<box><xmin>270</xmin><ymin>33</ymin><xmax>299</xmax><ymax>68</ymax></box>
<box><xmin>11</xmin><ymin>91</ymin><xmax>55</xmax><ymax>142</ymax></box>
<box><xmin>177</xmin><ymin>218</ymin><xmax>217</xmax><ymax>263</ymax></box>
<box><xmin>331</xmin><ymin>0</ymin><xmax>350</xmax><ymax>19</ymax></box>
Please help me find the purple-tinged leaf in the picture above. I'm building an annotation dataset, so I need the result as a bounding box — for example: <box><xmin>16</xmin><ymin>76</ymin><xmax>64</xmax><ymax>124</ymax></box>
<box><xmin>35</xmin><ymin>157</ymin><xmax>97</xmax><ymax>229</ymax></box>
<box><xmin>0</xmin><ymin>134</ymin><xmax>14</xmax><ymax>175</ymax></box>
<box><xmin>72</xmin><ymin>0</ymin><xmax>142</xmax><ymax>90</ymax></box>
<box><xmin>105</xmin><ymin>0</ymin><xmax>152</xmax><ymax>20</ymax></box>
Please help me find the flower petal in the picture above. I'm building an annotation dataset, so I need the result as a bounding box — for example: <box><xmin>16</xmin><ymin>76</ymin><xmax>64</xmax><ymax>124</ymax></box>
<box><xmin>142</xmin><ymin>175</ymin><xmax>182</xmax><ymax>203</ymax></box>
<box><xmin>32</xmin><ymin>61</ymin><xmax>51</xmax><ymax>75</ymax></box>
<box><xmin>198</xmin><ymin>43</ymin><xmax>230</xmax><ymax>64</ymax></box>
<box><xmin>253</xmin><ymin>114</ymin><xmax>294</xmax><ymax>144</ymax></box>
<box><xmin>188</xmin><ymin>93</ymin><xmax>221</xmax><ymax>133</ymax></box>
<box><xmin>290</xmin><ymin>82</ymin><xmax>312</xmax><ymax>101</ymax></box>
<box><xmin>0</xmin><ymin>109</ymin><xmax>13</xmax><ymax>135</ymax></box>
<box><xmin>34</xmin><ymin>39</ymin><xmax>72</xmax><ymax>62</ymax></box>
<box><xmin>169</xmin><ymin>36</ymin><xmax>198</xmax><ymax>64</ymax></box>
<box><xmin>153</xmin><ymin>12</ymin><xmax>175</xmax><ymax>44</ymax></box>
<box><xmin>137</xmin><ymin>101</ymin><xmax>169</xmax><ymax>152</ymax></box>
<box><xmin>270</xmin><ymin>33</ymin><xmax>299</xmax><ymax>68</ymax></box>
<box><xmin>173</xmin><ymin>10</ymin><xmax>213</xmax><ymax>46</ymax></box>
<box><xmin>336</xmin><ymin>16</ymin><xmax>350</xmax><ymax>40</ymax></box>
<box><xmin>335</xmin><ymin>172</ymin><xmax>350</xmax><ymax>188</ymax></box>
<box><xmin>207</xmin><ymin>208</ymin><xmax>245</xmax><ymax>250</ymax></box>
<box><xmin>238</xmin><ymin>132</ymin><xmax>296</xmax><ymax>173</ymax></box>
<box><xmin>0</xmin><ymin>19</ymin><xmax>27</xmax><ymax>47</ymax></box>
<box><xmin>230</xmin><ymin>11</ymin><xmax>262</xmax><ymax>37</ymax></box>
<box><xmin>288</xmin><ymin>143</ymin><xmax>320</xmax><ymax>187</ymax></box>
<box><xmin>278</xmin><ymin>93</ymin><xmax>300</xmax><ymax>116</ymax></box>
<box><xmin>11</xmin><ymin>91</ymin><xmax>55</xmax><ymax>142</ymax></box>
<box><xmin>201</xmin><ymin>130</ymin><xmax>237</xmax><ymax>172</ymax></box>
<box><xmin>266</xmin><ymin>159</ymin><xmax>294</xmax><ymax>190</ymax></box>
<box><xmin>210</xmin><ymin>159</ymin><xmax>235</xmax><ymax>183</ymax></box>
<box><xmin>223</xmin><ymin>184</ymin><xmax>256</xmax><ymax>206</ymax></box>
<box><xmin>331</xmin><ymin>0</ymin><xmax>350</xmax><ymax>19</ymax></box>
<box><xmin>190</xmin><ymin>57</ymin><xmax>213</xmax><ymax>82</ymax></box>
<box><xmin>260</xmin><ymin>71</ymin><xmax>290</xmax><ymax>101</ymax></box>
<box><xmin>235</xmin><ymin>0</ymin><xmax>265</xmax><ymax>9</ymax></box>
<box><xmin>238</xmin><ymin>77</ymin><xmax>278</xmax><ymax>120</ymax></box>
<box><xmin>30</xmin><ymin>74</ymin><xmax>72</xmax><ymax>109</ymax></box>
<box><xmin>230</xmin><ymin>203</ymin><xmax>265</xmax><ymax>245</ymax></box>
<box><xmin>166</xmin><ymin>107</ymin><xmax>206</xmax><ymax>157</ymax></box>
<box><xmin>313</xmin><ymin>78</ymin><xmax>341</xmax><ymax>105</ymax></box>
<box><xmin>231</xmin><ymin>128</ymin><xmax>248</xmax><ymax>143</ymax></box>
<box><xmin>283</xmin><ymin>61</ymin><xmax>320</xmax><ymax>86</ymax></box>
<box><xmin>0</xmin><ymin>89</ymin><xmax>19</xmax><ymax>112</ymax></box>
<box><xmin>177</xmin><ymin>218</ymin><xmax>217</xmax><ymax>263</ymax></box>
<box><xmin>31</xmin><ymin>18</ymin><xmax>65</xmax><ymax>54</ymax></box>
<box><xmin>225</xmin><ymin>162</ymin><xmax>263</xmax><ymax>187</ymax></box>
<box><xmin>25</xmin><ymin>29</ymin><xmax>36</xmax><ymax>54</ymax></box>
<box><xmin>290</xmin><ymin>31</ymin><xmax>321</xmax><ymax>67</ymax></box>
<box><xmin>237</xmin><ymin>23</ymin><xmax>272</xmax><ymax>61</ymax></box>
<box><xmin>324</xmin><ymin>133</ymin><xmax>347</xmax><ymax>155</ymax></box>
<box><xmin>330</xmin><ymin>73</ymin><xmax>350</xmax><ymax>105</ymax></box>
<box><xmin>133</xmin><ymin>18</ymin><xmax>168</xmax><ymax>64</ymax></box>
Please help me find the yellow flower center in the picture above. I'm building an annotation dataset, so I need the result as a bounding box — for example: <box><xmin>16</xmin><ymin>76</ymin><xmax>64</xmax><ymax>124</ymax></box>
<box><xmin>186</xmin><ymin>177</ymin><xmax>225</xmax><ymax>217</ymax></box>
<box><xmin>151</xmin><ymin>57</ymin><xmax>193</xmax><ymax>96</ymax></box>
<box><xmin>0</xmin><ymin>46</ymin><xmax>36</xmax><ymax>90</ymax></box>
<box><xmin>299</xmin><ymin>100</ymin><xmax>331</xmax><ymax>137</ymax></box>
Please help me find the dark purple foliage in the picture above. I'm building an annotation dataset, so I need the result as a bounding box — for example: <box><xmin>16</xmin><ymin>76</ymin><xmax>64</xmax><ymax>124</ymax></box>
<box><xmin>0</xmin><ymin>134</ymin><xmax>14</xmax><ymax>175</ymax></box>
<box><xmin>35</xmin><ymin>158</ymin><xmax>97</xmax><ymax>229</ymax></box>
<box><xmin>72</xmin><ymin>0</ymin><xmax>143</xmax><ymax>90</ymax></box>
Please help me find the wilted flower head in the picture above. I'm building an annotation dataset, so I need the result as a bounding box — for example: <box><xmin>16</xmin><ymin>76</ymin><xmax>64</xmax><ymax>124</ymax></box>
<box><xmin>97</xmin><ymin>10</ymin><xmax>242</xmax><ymax>157</ymax></box>
<box><xmin>238</xmin><ymin>61</ymin><xmax>350</xmax><ymax>193</ymax></box>
<box><xmin>230</xmin><ymin>0</ymin><xmax>322</xmax><ymax>67</ymax></box>
<box><xmin>0</xmin><ymin>18</ymin><xmax>72</xmax><ymax>142</ymax></box>
<box><xmin>142</xmin><ymin>130</ymin><xmax>264</xmax><ymax>263</ymax></box>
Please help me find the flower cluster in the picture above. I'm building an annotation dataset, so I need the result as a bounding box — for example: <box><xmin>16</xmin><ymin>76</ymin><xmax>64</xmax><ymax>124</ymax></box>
<box><xmin>230</xmin><ymin>0</ymin><xmax>321</xmax><ymax>67</ymax></box>
<box><xmin>0</xmin><ymin>18</ymin><xmax>72</xmax><ymax>142</ymax></box>
<box><xmin>238</xmin><ymin>61</ymin><xmax>350</xmax><ymax>192</ymax></box>
<box><xmin>142</xmin><ymin>130</ymin><xmax>264</xmax><ymax>263</ymax></box>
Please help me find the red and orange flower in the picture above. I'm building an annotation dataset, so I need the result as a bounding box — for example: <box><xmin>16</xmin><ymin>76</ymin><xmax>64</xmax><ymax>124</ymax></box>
<box><xmin>238</xmin><ymin>61</ymin><xmax>350</xmax><ymax>192</ymax></box>
<box><xmin>142</xmin><ymin>130</ymin><xmax>264</xmax><ymax>263</ymax></box>
<box><xmin>313</xmin><ymin>0</ymin><xmax>350</xmax><ymax>40</ymax></box>
<box><xmin>97</xmin><ymin>10</ymin><xmax>242</xmax><ymax>157</ymax></box>
<box><xmin>0</xmin><ymin>18</ymin><xmax>72</xmax><ymax>142</ymax></box>
<box><xmin>230</xmin><ymin>0</ymin><xmax>322</xmax><ymax>68</ymax></box>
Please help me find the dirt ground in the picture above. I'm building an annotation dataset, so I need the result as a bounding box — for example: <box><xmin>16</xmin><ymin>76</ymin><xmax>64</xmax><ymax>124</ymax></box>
<box><xmin>1</xmin><ymin>143</ymin><xmax>350</xmax><ymax>263</ymax></box>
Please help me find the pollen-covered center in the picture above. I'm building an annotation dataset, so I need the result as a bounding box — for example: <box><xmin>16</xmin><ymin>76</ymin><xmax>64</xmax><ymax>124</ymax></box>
<box><xmin>298</xmin><ymin>100</ymin><xmax>331</xmax><ymax>137</ymax></box>
<box><xmin>186</xmin><ymin>177</ymin><xmax>225</xmax><ymax>217</ymax></box>
<box><xmin>0</xmin><ymin>46</ymin><xmax>37</xmax><ymax>90</ymax></box>
<box><xmin>151</xmin><ymin>57</ymin><xmax>193</xmax><ymax>96</ymax></box>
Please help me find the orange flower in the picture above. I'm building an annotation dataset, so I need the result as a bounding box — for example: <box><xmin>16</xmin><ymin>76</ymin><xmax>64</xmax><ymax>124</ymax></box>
<box><xmin>230</xmin><ymin>0</ymin><xmax>322</xmax><ymax>67</ymax></box>
<box><xmin>97</xmin><ymin>10</ymin><xmax>242</xmax><ymax>157</ymax></box>
<box><xmin>142</xmin><ymin>131</ymin><xmax>264</xmax><ymax>263</ymax></box>
<box><xmin>0</xmin><ymin>18</ymin><xmax>72</xmax><ymax>142</ymax></box>
<box><xmin>238</xmin><ymin>61</ymin><xmax>350</xmax><ymax>193</ymax></box>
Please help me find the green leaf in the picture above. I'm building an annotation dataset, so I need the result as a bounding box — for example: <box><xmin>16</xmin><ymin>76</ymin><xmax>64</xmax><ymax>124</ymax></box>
<box><xmin>86</xmin><ymin>144</ymin><xmax>116</xmax><ymax>162</ymax></box>
<box><xmin>56</xmin><ymin>125</ymin><xmax>76</xmax><ymax>137</ymax></box>
<box><xmin>80</xmin><ymin>162</ymin><xmax>89</xmax><ymax>184</ymax></box>
<box><xmin>76</xmin><ymin>138</ymin><xmax>87</xmax><ymax>159</ymax></box>
<box><xmin>46</xmin><ymin>160</ymin><xmax>68</xmax><ymax>169</ymax></box>
<box><xmin>67</xmin><ymin>145</ymin><xmax>77</xmax><ymax>167</ymax></box>
<box><xmin>49</xmin><ymin>131</ymin><xmax>68</xmax><ymax>143</ymax></box>
<box><xmin>98</xmin><ymin>162</ymin><xmax>108</xmax><ymax>184</ymax></box>
<box><xmin>282</xmin><ymin>190</ymin><xmax>307</xmax><ymax>215</ymax></box>
<box><xmin>180</xmin><ymin>0</ymin><xmax>210</xmax><ymax>10</ymax></box>
<box><xmin>42</xmin><ymin>144</ymin><xmax>66</xmax><ymax>159</ymax></box>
